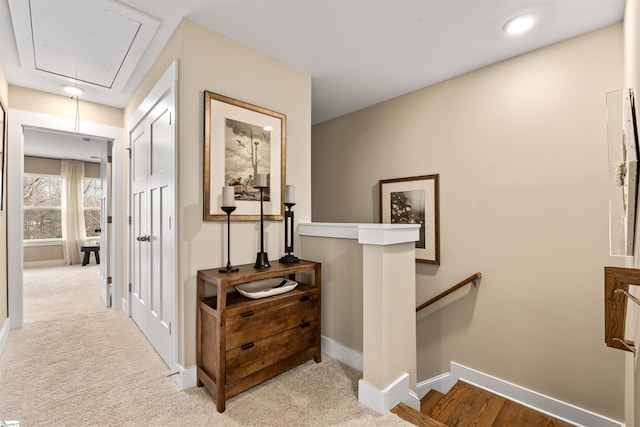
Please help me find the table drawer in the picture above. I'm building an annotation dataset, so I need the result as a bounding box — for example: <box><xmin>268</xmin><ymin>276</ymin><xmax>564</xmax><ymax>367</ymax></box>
<box><xmin>226</xmin><ymin>294</ymin><xmax>318</xmax><ymax>350</ymax></box>
<box><xmin>226</xmin><ymin>320</ymin><xmax>319</xmax><ymax>383</ymax></box>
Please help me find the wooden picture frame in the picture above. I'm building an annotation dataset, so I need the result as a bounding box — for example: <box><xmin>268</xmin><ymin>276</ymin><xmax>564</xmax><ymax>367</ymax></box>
<box><xmin>204</xmin><ymin>91</ymin><xmax>285</xmax><ymax>221</ymax></box>
<box><xmin>379</xmin><ymin>174</ymin><xmax>440</xmax><ymax>264</ymax></box>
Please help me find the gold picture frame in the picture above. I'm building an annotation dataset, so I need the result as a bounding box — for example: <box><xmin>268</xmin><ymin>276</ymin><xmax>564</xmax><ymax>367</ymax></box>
<box><xmin>379</xmin><ymin>174</ymin><xmax>440</xmax><ymax>264</ymax></box>
<box><xmin>204</xmin><ymin>91</ymin><xmax>285</xmax><ymax>221</ymax></box>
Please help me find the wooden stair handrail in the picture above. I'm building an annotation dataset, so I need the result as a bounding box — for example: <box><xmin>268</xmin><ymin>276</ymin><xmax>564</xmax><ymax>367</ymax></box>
<box><xmin>416</xmin><ymin>272</ymin><xmax>482</xmax><ymax>313</ymax></box>
<box><xmin>604</xmin><ymin>266</ymin><xmax>640</xmax><ymax>354</ymax></box>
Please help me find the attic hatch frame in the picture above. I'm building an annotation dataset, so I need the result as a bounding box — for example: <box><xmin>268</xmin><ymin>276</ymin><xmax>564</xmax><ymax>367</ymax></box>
<box><xmin>7</xmin><ymin>0</ymin><xmax>160</xmax><ymax>91</ymax></box>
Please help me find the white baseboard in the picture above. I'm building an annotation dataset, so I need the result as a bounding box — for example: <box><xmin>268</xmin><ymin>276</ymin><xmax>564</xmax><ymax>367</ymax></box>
<box><xmin>417</xmin><ymin>362</ymin><xmax>624</xmax><ymax>427</ymax></box>
<box><xmin>171</xmin><ymin>363</ymin><xmax>197</xmax><ymax>390</ymax></box>
<box><xmin>359</xmin><ymin>373</ymin><xmax>411</xmax><ymax>415</ymax></box>
<box><xmin>322</xmin><ymin>337</ymin><xmax>420</xmax><ymax>413</ymax></box>
<box><xmin>121</xmin><ymin>297</ymin><xmax>129</xmax><ymax>316</ymax></box>
<box><xmin>404</xmin><ymin>389</ymin><xmax>420</xmax><ymax>411</ymax></box>
<box><xmin>0</xmin><ymin>317</ymin><xmax>9</xmax><ymax>357</ymax></box>
<box><xmin>321</xmin><ymin>335</ymin><xmax>363</xmax><ymax>371</ymax></box>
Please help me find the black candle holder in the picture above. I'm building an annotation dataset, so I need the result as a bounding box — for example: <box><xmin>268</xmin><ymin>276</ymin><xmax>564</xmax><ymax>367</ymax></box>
<box><xmin>279</xmin><ymin>202</ymin><xmax>299</xmax><ymax>263</ymax></box>
<box><xmin>254</xmin><ymin>186</ymin><xmax>271</xmax><ymax>269</ymax></box>
<box><xmin>219</xmin><ymin>206</ymin><xmax>239</xmax><ymax>273</ymax></box>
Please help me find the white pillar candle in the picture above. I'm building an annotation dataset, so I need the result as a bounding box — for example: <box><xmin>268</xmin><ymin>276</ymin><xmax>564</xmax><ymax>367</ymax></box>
<box><xmin>222</xmin><ymin>186</ymin><xmax>235</xmax><ymax>207</ymax></box>
<box><xmin>285</xmin><ymin>185</ymin><xmax>295</xmax><ymax>204</ymax></box>
<box><xmin>256</xmin><ymin>173</ymin><xmax>267</xmax><ymax>188</ymax></box>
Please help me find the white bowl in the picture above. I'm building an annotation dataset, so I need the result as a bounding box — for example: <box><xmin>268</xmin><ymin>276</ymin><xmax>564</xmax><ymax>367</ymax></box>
<box><xmin>235</xmin><ymin>278</ymin><xmax>298</xmax><ymax>299</ymax></box>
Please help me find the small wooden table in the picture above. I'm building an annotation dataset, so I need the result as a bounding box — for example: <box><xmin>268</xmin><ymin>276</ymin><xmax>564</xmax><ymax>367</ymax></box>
<box><xmin>80</xmin><ymin>245</ymin><xmax>100</xmax><ymax>266</ymax></box>
<box><xmin>197</xmin><ymin>260</ymin><xmax>321</xmax><ymax>412</ymax></box>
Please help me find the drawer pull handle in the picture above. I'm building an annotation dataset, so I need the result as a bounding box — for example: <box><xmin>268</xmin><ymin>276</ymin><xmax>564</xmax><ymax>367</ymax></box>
<box><xmin>241</xmin><ymin>311</ymin><xmax>254</xmax><ymax>318</ymax></box>
<box><xmin>241</xmin><ymin>342</ymin><xmax>255</xmax><ymax>350</ymax></box>
<box><xmin>300</xmin><ymin>296</ymin><xmax>310</xmax><ymax>302</ymax></box>
<box><xmin>300</xmin><ymin>322</ymin><xmax>311</xmax><ymax>328</ymax></box>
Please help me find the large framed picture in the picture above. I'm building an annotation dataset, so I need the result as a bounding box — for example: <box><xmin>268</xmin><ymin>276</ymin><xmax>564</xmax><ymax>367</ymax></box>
<box><xmin>379</xmin><ymin>174</ymin><xmax>440</xmax><ymax>264</ymax></box>
<box><xmin>204</xmin><ymin>91</ymin><xmax>285</xmax><ymax>221</ymax></box>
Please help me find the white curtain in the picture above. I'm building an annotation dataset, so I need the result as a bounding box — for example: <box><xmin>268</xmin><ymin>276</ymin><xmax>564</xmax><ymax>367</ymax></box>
<box><xmin>61</xmin><ymin>160</ymin><xmax>87</xmax><ymax>265</ymax></box>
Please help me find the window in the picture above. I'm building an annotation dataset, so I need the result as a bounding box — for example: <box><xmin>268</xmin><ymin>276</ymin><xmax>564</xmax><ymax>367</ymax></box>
<box><xmin>23</xmin><ymin>174</ymin><xmax>63</xmax><ymax>240</ymax></box>
<box><xmin>83</xmin><ymin>178</ymin><xmax>102</xmax><ymax>238</ymax></box>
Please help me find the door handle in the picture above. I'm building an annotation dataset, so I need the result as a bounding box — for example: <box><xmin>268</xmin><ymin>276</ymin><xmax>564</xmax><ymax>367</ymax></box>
<box><xmin>137</xmin><ymin>235</ymin><xmax>151</xmax><ymax>242</ymax></box>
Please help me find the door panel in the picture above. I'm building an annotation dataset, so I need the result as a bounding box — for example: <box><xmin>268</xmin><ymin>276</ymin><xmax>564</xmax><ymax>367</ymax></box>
<box><xmin>129</xmin><ymin>86</ymin><xmax>176</xmax><ymax>370</ymax></box>
<box><xmin>147</xmin><ymin>97</ymin><xmax>173</xmax><ymax>361</ymax></box>
<box><xmin>130</xmin><ymin>123</ymin><xmax>149</xmax><ymax>333</ymax></box>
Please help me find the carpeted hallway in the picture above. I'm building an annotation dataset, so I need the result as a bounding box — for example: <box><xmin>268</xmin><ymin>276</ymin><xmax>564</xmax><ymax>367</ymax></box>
<box><xmin>0</xmin><ymin>265</ymin><xmax>410</xmax><ymax>426</ymax></box>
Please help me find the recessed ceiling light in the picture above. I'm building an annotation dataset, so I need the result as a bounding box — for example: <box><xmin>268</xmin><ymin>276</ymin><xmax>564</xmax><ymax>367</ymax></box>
<box><xmin>62</xmin><ymin>85</ymin><xmax>84</xmax><ymax>96</ymax></box>
<box><xmin>503</xmin><ymin>15</ymin><xmax>535</xmax><ymax>35</ymax></box>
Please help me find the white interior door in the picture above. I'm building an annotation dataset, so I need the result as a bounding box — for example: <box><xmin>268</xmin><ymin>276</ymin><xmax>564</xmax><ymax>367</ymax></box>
<box><xmin>129</xmin><ymin>81</ymin><xmax>176</xmax><ymax>370</ymax></box>
<box><xmin>130</xmin><ymin>122</ymin><xmax>149</xmax><ymax>334</ymax></box>
<box><xmin>98</xmin><ymin>143</ymin><xmax>113</xmax><ymax>306</ymax></box>
<box><xmin>146</xmin><ymin>96</ymin><xmax>174</xmax><ymax>360</ymax></box>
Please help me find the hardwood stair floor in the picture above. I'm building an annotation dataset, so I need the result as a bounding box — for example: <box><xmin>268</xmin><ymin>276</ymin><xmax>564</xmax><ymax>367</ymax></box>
<box><xmin>391</xmin><ymin>381</ymin><xmax>574</xmax><ymax>427</ymax></box>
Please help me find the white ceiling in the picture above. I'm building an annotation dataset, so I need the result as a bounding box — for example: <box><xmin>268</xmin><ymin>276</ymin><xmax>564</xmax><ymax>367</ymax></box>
<box><xmin>23</xmin><ymin>127</ymin><xmax>109</xmax><ymax>163</ymax></box>
<box><xmin>0</xmin><ymin>0</ymin><xmax>627</xmax><ymax>127</ymax></box>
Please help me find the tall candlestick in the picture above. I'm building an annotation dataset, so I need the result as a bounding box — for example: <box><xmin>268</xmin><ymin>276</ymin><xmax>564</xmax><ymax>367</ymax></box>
<box><xmin>254</xmin><ymin>186</ymin><xmax>270</xmax><ymax>269</ymax></box>
<box><xmin>255</xmin><ymin>173</ymin><xmax>267</xmax><ymax>188</ymax></box>
<box><xmin>222</xmin><ymin>186</ymin><xmax>235</xmax><ymax>207</ymax></box>
<box><xmin>219</xmin><ymin>206</ymin><xmax>238</xmax><ymax>273</ymax></box>
<box><xmin>285</xmin><ymin>185</ymin><xmax>295</xmax><ymax>204</ymax></box>
<box><xmin>279</xmin><ymin>200</ymin><xmax>299</xmax><ymax>264</ymax></box>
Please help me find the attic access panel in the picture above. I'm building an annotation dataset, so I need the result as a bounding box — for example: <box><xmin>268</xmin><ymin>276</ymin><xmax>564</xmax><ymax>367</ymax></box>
<box><xmin>29</xmin><ymin>0</ymin><xmax>140</xmax><ymax>88</ymax></box>
<box><xmin>9</xmin><ymin>0</ymin><xmax>159</xmax><ymax>92</ymax></box>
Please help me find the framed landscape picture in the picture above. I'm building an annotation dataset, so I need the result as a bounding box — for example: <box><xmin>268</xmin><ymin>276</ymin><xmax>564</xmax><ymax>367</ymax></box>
<box><xmin>204</xmin><ymin>91</ymin><xmax>285</xmax><ymax>221</ymax></box>
<box><xmin>379</xmin><ymin>174</ymin><xmax>440</xmax><ymax>264</ymax></box>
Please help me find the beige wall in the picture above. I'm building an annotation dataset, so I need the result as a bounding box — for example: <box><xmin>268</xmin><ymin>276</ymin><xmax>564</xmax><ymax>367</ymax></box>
<box><xmin>24</xmin><ymin>244</ymin><xmax>64</xmax><ymax>264</ymax></box>
<box><xmin>24</xmin><ymin>156</ymin><xmax>99</xmax><ymax>177</ymax></box>
<box><xmin>9</xmin><ymin>86</ymin><xmax>122</xmax><ymax>128</ymax></box>
<box><xmin>24</xmin><ymin>156</ymin><xmax>61</xmax><ymax>175</ymax></box>
<box><xmin>125</xmin><ymin>18</ymin><xmax>312</xmax><ymax>368</ymax></box>
<box><xmin>0</xmin><ymin>65</ymin><xmax>8</xmax><ymax>326</ymax></box>
<box><xmin>312</xmin><ymin>24</ymin><xmax>625</xmax><ymax>420</ymax></box>
<box><xmin>301</xmin><ymin>236</ymin><xmax>364</xmax><ymax>350</ymax></box>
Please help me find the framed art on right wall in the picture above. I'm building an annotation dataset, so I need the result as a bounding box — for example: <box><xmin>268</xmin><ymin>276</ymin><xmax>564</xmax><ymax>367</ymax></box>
<box><xmin>606</xmin><ymin>88</ymin><xmax>639</xmax><ymax>257</ymax></box>
<box><xmin>379</xmin><ymin>174</ymin><xmax>440</xmax><ymax>264</ymax></box>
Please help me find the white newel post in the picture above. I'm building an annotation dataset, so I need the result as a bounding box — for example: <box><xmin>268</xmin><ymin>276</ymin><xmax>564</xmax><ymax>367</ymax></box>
<box><xmin>356</xmin><ymin>224</ymin><xmax>420</xmax><ymax>414</ymax></box>
<box><xmin>298</xmin><ymin>222</ymin><xmax>420</xmax><ymax>414</ymax></box>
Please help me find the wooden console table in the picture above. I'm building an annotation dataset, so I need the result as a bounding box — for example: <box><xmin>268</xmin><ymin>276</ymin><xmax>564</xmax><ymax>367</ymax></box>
<box><xmin>196</xmin><ymin>260</ymin><xmax>322</xmax><ymax>412</ymax></box>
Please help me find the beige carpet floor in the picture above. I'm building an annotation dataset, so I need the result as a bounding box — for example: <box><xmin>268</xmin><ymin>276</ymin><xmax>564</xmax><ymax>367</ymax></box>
<box><xmin>0</xmin><ymin>265</ymin><xmax>410</xmax><ymax>426</ymax></box>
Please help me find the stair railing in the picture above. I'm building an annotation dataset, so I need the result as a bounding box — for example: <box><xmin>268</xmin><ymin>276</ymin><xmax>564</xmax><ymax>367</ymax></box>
<box><xmin>416</xmin><ymin>272</ymin><xmax>482</xmax><ymax>313</ymax></box>
<box><xmin>604</xmin><ymin>266</ymin><xmax>640</xmax><ymax>355</ymax></box>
